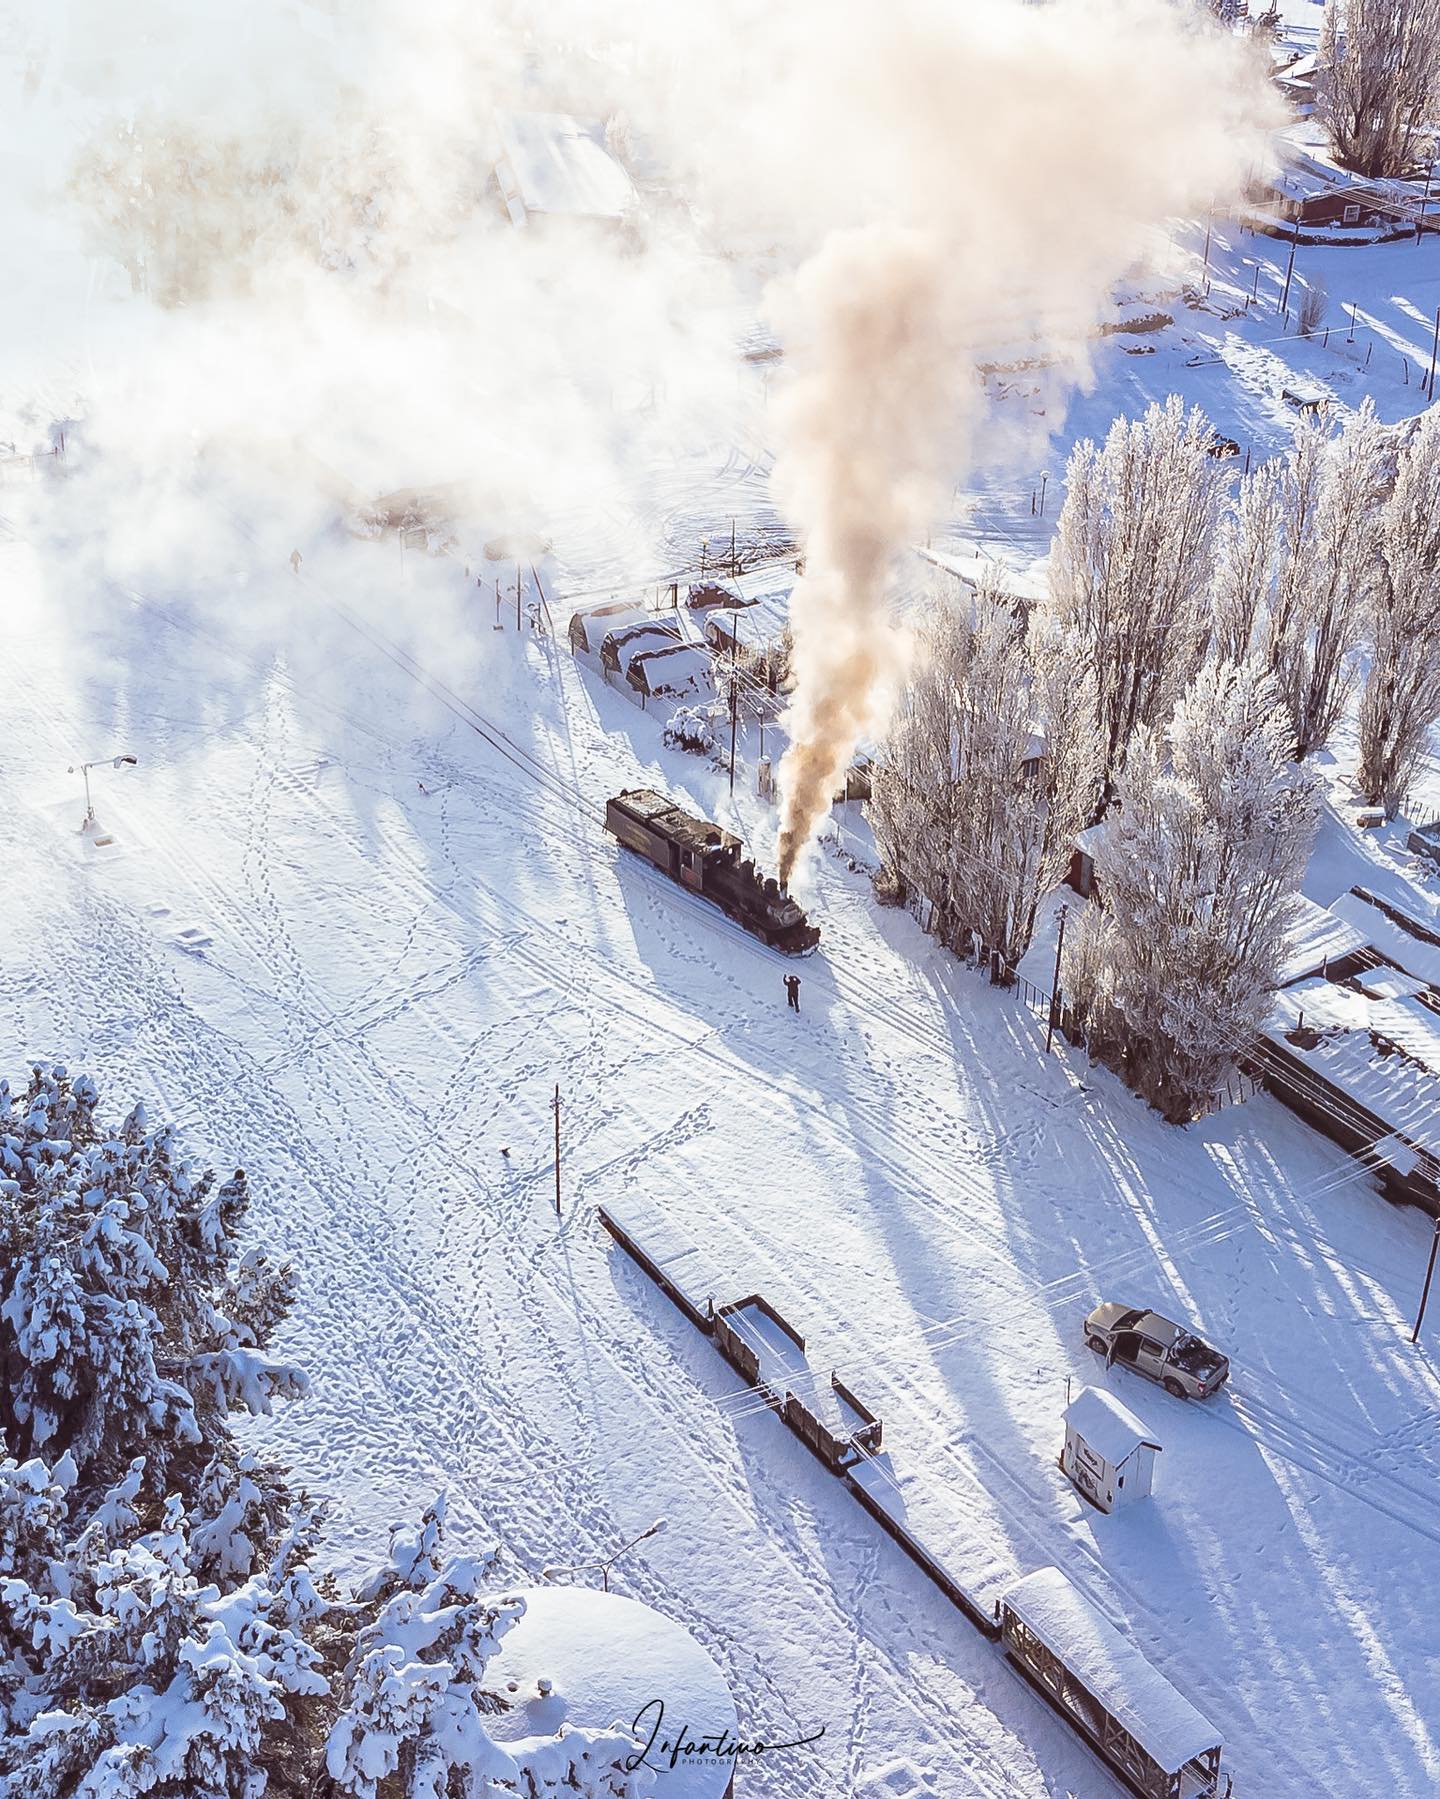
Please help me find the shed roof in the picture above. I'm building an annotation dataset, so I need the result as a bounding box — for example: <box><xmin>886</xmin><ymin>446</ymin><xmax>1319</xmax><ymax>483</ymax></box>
<box><xmin>1003</xmin><ymin>1568</ymin><xmax>1220</xmax><ymax>1773</ymax></box>
<box><xmin>495</xmin><ymin>112</ymin><xmax>636</xmax><ymax>224</ymax></box>
<box><xmin>570</xmin><ymin>604</ymin><xmax>651</xmax><ymax>652</ymax></box>
<box><xmin>1265</xmin><ymin>980</ymin><xmax>1440</xmax><ymax>1142</ymax></box>
<box><xmin>601</xmin><ymin>620</ymin><xmax>681</xmax><ymax>670</ymax></box>
<box><xmin>1064</xmin><ymin>1385</ymin><xmax>1161</xmax><ymax>1468</ymax></box>
<box><xmin>628</xmin><ymin>641</ymin><xmax>714</xmax><ymax>696</ymax></box>
<box><xmin>1329</xmin><ymin>889</ymin><xmax>1440</xmax><ymax>991</ymax></box>
<box><xmin>1278</xmin><ymin>893</ymin><xmax>1371</xmax><ymax>985</ymax></box>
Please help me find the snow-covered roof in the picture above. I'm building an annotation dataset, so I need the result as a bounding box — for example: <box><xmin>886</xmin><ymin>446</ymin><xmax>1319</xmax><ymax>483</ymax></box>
<box><xmin>1002</xmin><ymin>1568</ymin><xmax>1220</xmax><ymax>1774</ymax></box>
<box><xmin>1352</xmin><ymin>967</ymin><xmax>1428</xmax><ymax>1002</ymax></box>
<box><xmin>1265</xmin><ymin>980</ymin><xmax>1440</xmax><ymax>1142</ymax></box>
<box><xmin>495</xmin><ymin>112</ymin><xmax>637</xmax><ymax>225</ymax></box>
<box><xmin>1064</xmin><ymin>1386</ymin><xmax>1160</xmax><ymax>1469</ymax></box>
<box><xmin>484</xmin><ymin>1586</ymin><xmax>736</xmax><ymax>1799</ymax></box>
<box><xmin>1074</xmin><ymin>822</ymin><xmax>1109</xmax><ymax>859</ymax></box>
<box><xmin>570</xmin><ymin>604</ymin><xmax>651</xmax><ymax>653</ymax></box>
<box><xmin>1329</xmin><ymin>890</ymin><xmax>1440</xmax><ymax>991</ymax></box>
<box><xmin>629</xmin><ymin>641</ymin><xmax>714</xmax><ymax>696</ymax></box>
<box><xmin>917</xmin><ymin>542</ymin><xmax>1049</xmax><ymax>607</ymax></box>
<box><xmin>603</xmin><ymin>620</ymin><xmax>682</xmax><ymax>670</ymax></box>
<box><xmin>1278</xmin><ymin>894</ymin><xmax>1371</xmax><ymax>986</ymax></box>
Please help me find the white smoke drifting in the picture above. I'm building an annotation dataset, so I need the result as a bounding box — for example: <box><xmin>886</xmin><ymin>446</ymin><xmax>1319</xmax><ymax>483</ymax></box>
<box><xmin>2</xmin><ymin>0</ymin><xmax>1273</xmax><ymax>832</ymax></box>
<box><xmin>755</xmin><ymin>0</ymin><xmax>1276</xmax><ymax>880</ymax></box>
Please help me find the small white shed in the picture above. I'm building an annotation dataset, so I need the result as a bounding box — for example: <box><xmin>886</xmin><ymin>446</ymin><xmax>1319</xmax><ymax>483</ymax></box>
<box><xmin>1062</xmin><ymin>1385</ymin><xmax>1160</xmax><ymax>1513</ymax></box>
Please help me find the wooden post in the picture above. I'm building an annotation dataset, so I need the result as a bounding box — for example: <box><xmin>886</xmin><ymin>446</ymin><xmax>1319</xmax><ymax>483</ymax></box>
<box><xmin>1426</xmin><ymin>308</ymin><xmax>1440</xmax><ymax>400</ymax></box>
<box><xmin>515</xmin><ymin>563</ymin><xmax>522</xmax><ymax>631</ymax></box>
<box><xmin>1413</xmin><ymin>1216</ymin><xmax>1440</xmax><ymax>1343</ymax></box>
<box><xmin>1279</xmin><ymin>222</ymin><xmax>1298</xmax><ymax>317</ymax></box>
<box><xmin>552</xmin><ymin>1084</ymin><xmax>561</xmax><ymax>1220</ymax></box>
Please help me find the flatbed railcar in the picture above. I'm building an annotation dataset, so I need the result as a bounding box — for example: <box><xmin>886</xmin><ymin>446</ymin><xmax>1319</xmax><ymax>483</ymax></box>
<box><xmin>604</xmin><ymin>788</ymin><xmax>819</xmax><ymax>953</ymax></box>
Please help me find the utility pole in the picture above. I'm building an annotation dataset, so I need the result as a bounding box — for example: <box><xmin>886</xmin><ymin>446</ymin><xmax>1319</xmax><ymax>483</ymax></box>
<box><xmin>1413</xmin><ymin>1216</ymin><xmax>1440</xmax><ymax>1343</ymax></box>
<box><xmin>1426</xmin><ymin>307</ymin><xmax>1440</xmax><ymax>401</ymax></box>
<box><xmin>1279</xmin><ymin>221</ymin><xmax>1298</xmax><ymax>318</ymax></box>
<box><xmin>1200</xmin><ymin>204</ymin><xmax>1213</xmax><ymax>281</ymax></box>
<box><xmin>1046</xmin><ymin>904</ymin><xmax>1068</xmax><ymax>1057</ymax></box>
<box><xmin>1038</xmin><ymin>472</ymin><xmax>1049</xmax><ymax>517</ymax></box>
<box><xmin>515</xmin><ymin>563</ymin><xmax>522</xmax><ymax>632</ymax></box>
<box><xmin>552</xmin><ymin>1084</ymin><xmax>561</xmax><ymax>1220</ymax></box>
<box><xmin>728</xmin><ymin>676</ymin><xmax>738</xmax><ymax>796</ymax></box>
<box><xmin>730</xmin><ymin>517</ymin><xmax>737</xmax><ymax>577</ymax></box>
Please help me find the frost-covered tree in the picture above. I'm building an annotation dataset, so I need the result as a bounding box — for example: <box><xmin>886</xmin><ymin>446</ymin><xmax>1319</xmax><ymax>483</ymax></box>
<box><xmin>0</xmin><ymin>1065</ymin><xmax>306</xmax><ymax>1503</ymax></box>
<box><xmin>869</xmin><ymin>582</ymin><xmax>1101</xmax><ymax>972</ymax></box>
<box><xmin>1318</xmin><ymin>0</ymin><xmax>1440</xmax><ymax>178</ymax></box>
<box><xmin>1262</xmin><ymin>403</ymin><xmax>1389</xmax><ymax>759</ymax></box>
<box><xmin>1065</xmin><ymin>661</ymin><xmax>1322</xmax><ymax>1121</ymax></box>
<box><xmin>1211</xmin><ymin>456</ymin><xmax>1286</xmax><ymax>665</ymax></box>
<box><xmin>1356</xmin><ymin>406</ymin><xmax>1440</xmax><ymax>816</ymax></box>
<box><xmin>1039</xmin><ymin>395</ymin><xmax>1230</xmax><ymax>802</ymax></box>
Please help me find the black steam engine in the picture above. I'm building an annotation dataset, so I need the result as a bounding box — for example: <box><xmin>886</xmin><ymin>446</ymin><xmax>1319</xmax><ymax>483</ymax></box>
<box><xmin>604</xmin><ymin>789</ymin><xmax>820</xmax><ymax>954</ymax></box>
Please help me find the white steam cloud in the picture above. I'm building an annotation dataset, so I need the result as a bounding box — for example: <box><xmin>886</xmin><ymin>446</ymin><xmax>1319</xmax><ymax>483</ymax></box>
<box><xmin>3</xmin><ymin>0</ymin><xmax>1274</xmax><ymax>855</ymax></box>
<box><xmin>745</xmin><ymin>0</ymin><xmax>1276</xmax><ymax>880</ymax></box>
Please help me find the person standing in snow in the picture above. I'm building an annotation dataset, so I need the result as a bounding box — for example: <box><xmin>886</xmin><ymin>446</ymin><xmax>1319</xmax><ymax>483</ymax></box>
<box><xmin>784</xmin><ymin>973</ymin><xmax>801</xmax><ymax>1012</ymax></box>
<box><xmin>290</xmin><ymin>548</ymin><xmax>302</xmax><ymax>575</ymax></box>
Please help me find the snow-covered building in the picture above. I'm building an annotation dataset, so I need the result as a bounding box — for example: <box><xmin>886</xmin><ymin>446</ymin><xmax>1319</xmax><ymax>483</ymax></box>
<box><xmin>598</xmin><ymin>618</ymin><xmax>683</xmax><ymax>684</ymax></box>
<box><xmin>1246</xmin><ymin>150</ymin><xmax>1425</xmax><ymax>243</ymax></box>
<box><xmin>494</xmin><ymin>112</ymin><xmax>638</xmax><ymax>232</ymax></box>
<box><xmin>626</xmin><ymin>640</ymin><xmax>715</xmax><ymax>708</ymax></box>
<box><xmin>484</xmin><ymin>1586</ymin><xmax>738</xmax><ymax>1799</ymax></box>
<box><xmin>568</xmin><ymin>600</ymin><xmax>655</xmax><ymax>662</ymax></box>
<box><xmin>1260</xmin><ymin>979</ymin><xmax>1440</xmax><ymax>1215</ymax></box>
<box><xmin>1061</xmin><ymin>1386</ymin><xmax>1161</xmax><ymax>1513</ymax></box>
<box><xmin>917</xmin><ymin>542</ymin><xmax>1049</xmax><ymax>615</ymax></box>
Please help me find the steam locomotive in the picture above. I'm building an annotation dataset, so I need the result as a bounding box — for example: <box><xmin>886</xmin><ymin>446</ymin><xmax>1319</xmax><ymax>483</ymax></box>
<box><xmin>604</xmin><ymin>789</ymin><xmax>820</xmax><ymax>954</ymax></box>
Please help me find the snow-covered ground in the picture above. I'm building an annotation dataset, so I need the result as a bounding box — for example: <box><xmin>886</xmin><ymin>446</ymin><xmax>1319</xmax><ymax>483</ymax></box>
<box><xmin>7</xmin><ymin>11</ymin><xmax>1440</xmax><ymax>1788</ymax></box>
<box><xmin>4</xmin><ymin>494</ymin><xmax>1440</xmax><ymax>1795</ymax></box>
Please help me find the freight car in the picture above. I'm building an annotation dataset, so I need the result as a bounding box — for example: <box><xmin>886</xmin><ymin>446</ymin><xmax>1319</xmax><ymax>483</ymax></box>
<box><xmin>604</xmin><ymin>788</ymin><xmax>819</xmax><ymax>954</ymax></box>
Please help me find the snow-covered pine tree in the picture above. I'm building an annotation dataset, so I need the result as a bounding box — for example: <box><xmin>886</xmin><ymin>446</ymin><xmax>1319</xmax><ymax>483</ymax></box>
<box><xmin>868</xmin><ymin>580</ymin><xmax>1101</xmax><ymax>973</ymax></box>
<box><xmin>2</xmin><ymin>1073</ymin><xmax>652</xmax><ymax>1798</ymax></box>
<box><xmin>326</xmin><ymin>1497</ymin><xmax>653</xmax><ymax>1799</ymax></box>
<box><xmin>1264</xmin><ymin>400</ymin><xmax>1389</xmax><ymax>760</ymax></box>
<box><xmin>1357</xmin><ymin>404</ymin><xmax>1440</xmax><ymax>817</ymax></box>
<box><xmin>1039</xmin><ymin>395</ymin><xmax>1230</xmax><ymax>804</ymax></box>
<box><xmin>1065</xmin><ymin>661</ymin><xmax>1322</xmax><ymax>1121</ymax></box>
<box><xmin>0</xmin><ymin>1065</ymin><xmax>307</xmax><ymax>1503</ymax></box>
<box><xmin>0</xmin><ymin>1449</ymin><xmax>332</xmax><ymax>1799</ymax></box>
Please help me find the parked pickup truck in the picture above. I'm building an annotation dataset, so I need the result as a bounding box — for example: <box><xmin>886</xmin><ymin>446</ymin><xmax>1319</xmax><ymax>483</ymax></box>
<box><xmin>1084</xmin><ymin>1303</ymin><xmax>1230</xmax><ymax>1400</ymax></box>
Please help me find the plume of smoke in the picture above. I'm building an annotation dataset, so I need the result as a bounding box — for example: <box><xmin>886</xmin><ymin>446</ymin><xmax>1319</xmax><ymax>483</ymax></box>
<box><xmin>761</xmin><ymin>0</ymin><xmax>1278</xmax><ymax>881</ymax></box>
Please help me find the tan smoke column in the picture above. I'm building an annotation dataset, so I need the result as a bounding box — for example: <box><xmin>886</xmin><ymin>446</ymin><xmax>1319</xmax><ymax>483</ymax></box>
<box><xmin>763</xmin><ymin>0</ymin><xmax>1277</xmax><ymax>882</ymax></box>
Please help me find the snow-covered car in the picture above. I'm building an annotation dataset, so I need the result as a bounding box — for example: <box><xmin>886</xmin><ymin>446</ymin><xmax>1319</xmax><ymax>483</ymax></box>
<box><xmin>1084</xmin><ymin>1303</ymin><xmax>1229</xmax><ymax>1399</ymax></box>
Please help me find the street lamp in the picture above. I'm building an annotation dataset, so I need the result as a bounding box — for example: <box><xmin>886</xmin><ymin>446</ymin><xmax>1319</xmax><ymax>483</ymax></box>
<box><xmin>540</xmin><ymin>1518</ymin><xmax>667</xmax><ymax>1593</ymax></box>
<box><xmin>68</xmin><ymin>753</ymin><xmax>138</xmax><ymax>828</ymax></box>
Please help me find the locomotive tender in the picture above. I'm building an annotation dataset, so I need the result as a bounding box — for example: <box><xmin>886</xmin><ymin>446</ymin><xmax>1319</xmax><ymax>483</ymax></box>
<box><xmin>604</xmin><ymin>788</ymin><xmax>820</xmax><ymax>954</ymax></box>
